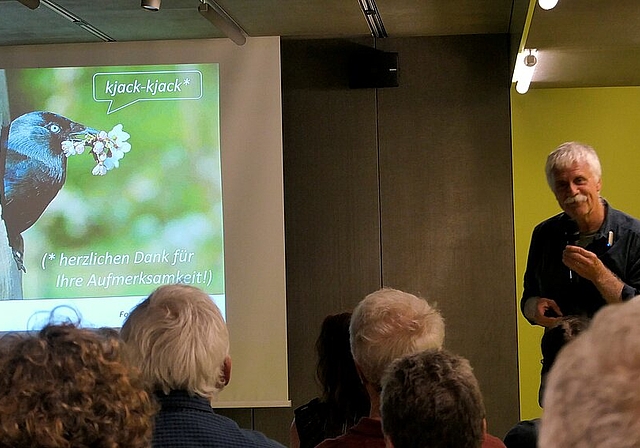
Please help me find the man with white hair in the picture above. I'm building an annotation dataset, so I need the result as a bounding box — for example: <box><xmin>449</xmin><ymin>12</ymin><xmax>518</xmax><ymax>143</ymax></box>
<box><xmin>315</xmin><ymin>287</ymin><xmax>445</xmax><ymax>448</ymax></box>
<box><xmin>316</xmin><ymin>287</ymin><xmax>505</xmax><ymax>448</ymax></box>
<box><xmin>120</xmin><ymin>284</ymin><xmax>285</xmax><ymax>447</ymax></box>
<box><xmin>521</xmin><ymin>141</ymin><xmax>640</xmax><ymax>328</ymax></box>
<box><xmin>539</xmin><ymin>296</ymin><xmax>640</xmax><ymax>447</ymax></box>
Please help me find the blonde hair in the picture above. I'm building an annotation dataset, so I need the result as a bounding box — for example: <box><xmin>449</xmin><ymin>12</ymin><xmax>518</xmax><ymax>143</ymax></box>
<box><xmin>120</xmin><ymin>284</ymin><xmax>229</xmax><ymax>404</ymax></box>
<box><xmin>350</xmin><ymin>288</ymin><xmax>445</xmax><ymax>387</ymax></box>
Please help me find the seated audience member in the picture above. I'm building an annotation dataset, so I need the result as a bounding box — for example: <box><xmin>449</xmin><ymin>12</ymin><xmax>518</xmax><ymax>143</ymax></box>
<box><xmin>538</xmin><ymin>314</ymin><xmax>590</xmax><ymax>403</ymax></box>
<box><xmin>290</xmin><ymin>312</ymin><xmax>370</xmax><ymax>448</ymax></box>
<box><xmin>315</xmin><ymin>287</ymin><xmax>445</xmax><ymax>448</ymax></box>
<box><xmin>316</xmin><ymin>288</ymin><xmax>505</xmax><ymax>448</ymax></box>
<box><xmin>502</xmin><ymin>420</ymin><xmax>538</xmax><ymax>448</ymax></box>
<box><xmin>0</xmin><ymin>323</ymin><xmax>156</xmax><ymax>447</ymax></box>
<box><xmin>539</xmin><ymin>297</ymin><xmax>640</xmax><ymax>447</ymax></box>
<box><xmin>120</xmin><ymin>284</ymin><xmax>285</xmax><ymax>447</ymax></box>
<box><xmin>503</xmin><ymin>315</ymin><xmax>590</xmax><ymax>448</ymax></box>
<box><xmin>381</xmin><ymin>349</ymin><xmax>493</xmax><ymax>448</ymax></box>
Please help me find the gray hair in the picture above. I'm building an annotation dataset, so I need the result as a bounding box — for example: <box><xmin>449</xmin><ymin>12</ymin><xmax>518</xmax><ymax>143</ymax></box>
<box><xmin>381</xmin><ymin>349</ymin><xmax>485</xmax><ymax>448</ymax></box>
<box><xmin>349</xmin><ymin>288</ymin><xmax>445</xmax><ymax>387</ymax></box>
<box><xmin>545</xmin><ymin>141</ymin><xmax>602</xmax><ymax>192</ymax></box>
<box><xmin>120</xmin><ymin>284</ymin><xmax>229</xmax><ymax>404</ymax></box>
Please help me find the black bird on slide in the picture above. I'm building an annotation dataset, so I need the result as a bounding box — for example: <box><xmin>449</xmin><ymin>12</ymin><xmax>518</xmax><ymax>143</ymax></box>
<box><xmin>1</xmin><ymin>111</ymin><xmax>97</xmax><ymax>272</ymax></box>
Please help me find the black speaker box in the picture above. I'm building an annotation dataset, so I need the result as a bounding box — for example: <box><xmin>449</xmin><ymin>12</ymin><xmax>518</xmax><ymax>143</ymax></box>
<box><xmin>349</xmin><ymin>50</ymin><xmax>399</xmax><ymax>89</ymax></box>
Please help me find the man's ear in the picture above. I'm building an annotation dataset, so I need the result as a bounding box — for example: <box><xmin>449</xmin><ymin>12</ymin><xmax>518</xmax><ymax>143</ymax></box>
<box><xmin>222</xmin><ymin>356</ymin><xmax>232</xmax><ymax>386</ymax></box>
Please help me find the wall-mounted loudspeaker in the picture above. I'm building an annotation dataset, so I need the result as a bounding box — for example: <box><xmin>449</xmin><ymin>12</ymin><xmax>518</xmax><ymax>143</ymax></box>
<box><xmin>349</xmin><ymin>50</ymin><xmax>399</xmax><ymax>89</ymax></box>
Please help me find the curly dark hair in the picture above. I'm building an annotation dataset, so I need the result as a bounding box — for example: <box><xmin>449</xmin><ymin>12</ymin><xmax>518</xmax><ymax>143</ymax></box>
<box><xmin>0</xmin><ymin>323</ymin><xmax>157</xmax><ymax>448</ymax></box>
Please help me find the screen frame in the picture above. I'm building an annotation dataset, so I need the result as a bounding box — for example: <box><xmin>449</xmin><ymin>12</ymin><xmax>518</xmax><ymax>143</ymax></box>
<box><xmin>0</xmin><ymin>36</ymin><xmax>289</xmax><ymax>408</ymax></box>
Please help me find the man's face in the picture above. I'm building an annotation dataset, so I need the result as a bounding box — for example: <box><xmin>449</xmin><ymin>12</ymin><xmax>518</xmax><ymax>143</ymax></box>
<box><xmin>552</xmin><ymin>162</ymin><xmax>601</xmax><ymax>221</ymax></box>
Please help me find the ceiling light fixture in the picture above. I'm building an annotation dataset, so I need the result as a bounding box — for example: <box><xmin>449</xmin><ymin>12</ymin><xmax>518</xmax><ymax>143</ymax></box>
<box><xmin>198</xmin><ymin>0</ymin><xmax>247</xmax><ymax>46</ymax></box>
<box><xmin>357</xmin><ymin>0</ymin><xmax>388</xmax><ymax>38</ymax></box>
<box><xmin>513</xmin><ymin>49</ymin><xmax>538</xmax><ymax>94</ymax></box>
<box><xmin>538</xmin><ymin>0</ymin><xmax>559</xmax><ymax>10</ymax></box>
<box><xmin>141</xmin><ymin>0</ymin><xmax>161</xmax><ymax>11</ymax></box>
<box><xmin>39</xmin><ymin>0</ymin><xmax>115</xmax><ymax>42</ymax></box>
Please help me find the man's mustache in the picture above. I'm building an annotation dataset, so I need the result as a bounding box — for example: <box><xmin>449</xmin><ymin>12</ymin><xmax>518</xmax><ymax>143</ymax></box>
<box><xmin>564</xmin><ymin>194</ymin><xmax>588</xmax><ymax>205</ymax></box>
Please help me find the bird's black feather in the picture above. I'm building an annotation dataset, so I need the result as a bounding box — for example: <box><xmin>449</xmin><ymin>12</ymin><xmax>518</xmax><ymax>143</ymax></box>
<box><xmin>1</xmin><ymin>111</ymin><xmax>97</xmax><ymax>271</ymax></box>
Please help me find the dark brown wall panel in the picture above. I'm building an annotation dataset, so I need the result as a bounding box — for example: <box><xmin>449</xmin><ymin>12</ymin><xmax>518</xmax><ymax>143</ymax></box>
<box><xmin>376</xmin><ymin>35</ymin><xmax>518</xmax><ymax>436</ymax></box>
<box><xmin>252</xmin><ymin>35</ymin><xmax>518</xmax><ymax>445</ymax></box>
<box><xmin>281</xmin><ymin>38</ymin><xmax>384</xmax><ymax>443</ymax></box>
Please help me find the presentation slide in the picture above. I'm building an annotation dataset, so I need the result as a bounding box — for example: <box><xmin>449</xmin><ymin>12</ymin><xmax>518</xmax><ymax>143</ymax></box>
<box><xmin>0</xmin><ymin>37</ymin><xmax>288</xmax><ymax>407</ymax></box>
<box><xmin>1</xmin><ymin>63</ymin><xmax>225</xmax><ymax>330</ymax></box>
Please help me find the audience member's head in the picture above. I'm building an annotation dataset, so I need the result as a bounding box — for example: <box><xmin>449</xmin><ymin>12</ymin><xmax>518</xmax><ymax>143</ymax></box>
<box><xmin>350</xmin><ymin>287</ymin><xmax>445</xmax><ymax>389</ymax></box>
<box><xmin>503</xmin><ymin>419</ymin><xmax>538</xmax><ymax>448</ymax></box>
<box><xmin>120</xmin><ymin>284</ymin><xmax>230</xmax><ymax>405</ymax></box>
<box><xmin>538</xmin><ymin>314</ymin><xmax>590</xmax><ymax>405</ymax></box>
<box><xmin>540</xmin><ymin>314</ymin><xmax>590</xmax><ymax>377</ymax></box>
<box><xmin>539</xmin><ymin>297</ymin><xmax>640</xmax><ymax>447</ymax></box>
<box><xmin>316</xmin><ymin>312</ymin><xmax>370</xmax><ymax>418</ymax></box>
<box><xmin>504</xmin><ymin>316</ymin><xmax>591</xmax><ymax>448</ymax></box>
<box><xmin>0</xmin><ymin>323</ymin><xmax>156</xmax><ymax>447</ymax></box>
<box><xmin>381</xmin><ymin>349</ymin><xmax>485</xmax><ymax>448</ymax></box>
<box><xmin>291</xmin><ymin>312</ymin><xmax>371</xmax><ymax>448</ymax></box>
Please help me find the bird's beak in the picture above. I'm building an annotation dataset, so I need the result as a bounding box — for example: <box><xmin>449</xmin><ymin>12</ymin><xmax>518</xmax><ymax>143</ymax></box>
<box><xmin>69</xmin><ymin>122</ymin><xmax>100</xmax><ymax>140</ymax></box>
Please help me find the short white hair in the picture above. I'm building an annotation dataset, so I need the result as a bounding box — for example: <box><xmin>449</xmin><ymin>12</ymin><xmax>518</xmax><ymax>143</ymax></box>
<box><xmin>539</xmin><ymin>296</ymin><xmax>640</xmax><ymax>447</ymax></box>
<box><xmin>545</xmin><ymin>141</ymin><xmax>602</xmax><ymax>192</ymax></box>
<box><xmin>350</xmin><ymin>288</ymin><xmax>445</xmax><ymax>387</ymax></box>
<box><xmin>120</xmin><ymin>284</ymin><xmax>229</xmax><ymax>404</ymax></box>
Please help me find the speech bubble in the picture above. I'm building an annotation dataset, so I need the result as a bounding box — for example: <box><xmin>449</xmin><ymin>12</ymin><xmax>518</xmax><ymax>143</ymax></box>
<box><xmin>93</xmin><ymin>70</ymin><xmax>203</xmax><ymax>114</ymax></box>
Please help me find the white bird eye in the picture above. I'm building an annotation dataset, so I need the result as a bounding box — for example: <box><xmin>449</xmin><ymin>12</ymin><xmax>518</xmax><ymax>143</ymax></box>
<box><xmin>48</xmin><ymin>123</ymin><xmax>61</xmax><ymax>133</ymax></box>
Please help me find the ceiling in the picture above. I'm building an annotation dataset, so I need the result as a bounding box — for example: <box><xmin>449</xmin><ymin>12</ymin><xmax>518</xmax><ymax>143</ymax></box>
<box><xmin>0</xmin><ymin>0</ymin><xmax>638</xmax><ymax>90</ymax></box>
<box><xmin>526</xmin><ymin>0</ymin><xmax>640</xmax><ymax>88</ymax></box>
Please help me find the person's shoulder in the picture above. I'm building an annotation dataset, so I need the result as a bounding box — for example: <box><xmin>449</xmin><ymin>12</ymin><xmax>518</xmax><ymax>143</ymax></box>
<box><xmin>293</xmin><ymin>397</ymin><xmax>331</xmax><ymax>448</ymax></box>
<box><xmin>209</xmin><ymin>412</ymin><xmax>285</xmax><ymax>447</ymax></box>
<box><xmin>315</xmin><ymin>435</ymin><xmax>384</xmax><ymax>448</ymax></box>
<box><xmin>154</xmin><ymin>402</ymin><xmax>284</xmax><ymax>448</ymax></box>
<box><xmin>294</xmin><ymin>397</ymin><xmax>326</xmax><ymax>419</ymax></box>
<box><xmin>315</xmin><ymin>419</ymin><xmax>384</xmax><ymax>448</ymax></box>
<box><xmin>235</xmin><ymin>427</ymin><xmax>286</xmax><ymax>447</ymax></box>
<box><xmin>315</xmin><ymin>434</ymin><xmax>347</xmax><ymax>448</ymax></box>
<box><xmin>483</xmin><ymin>433</ymin><xmax>507</xmax><ymax>448</ymax></box>
<box><xmin>532</xmin><ymin>212</ymin><xmax>566</xmax><ymax>233</ymax></box>
<box><xmin>503</xmin><ymin>419</ymin><xmax>538</xmax><ymax>448</ymax></box>
<box><xmin>608</xmin><ymin>206</ymin><xmax>640</xmax><ymax>233</ymax></box>
<box><xmin>294</xmin><ymin>397</ymin><xmax>322</xmax><ymax>412</ymax></box>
